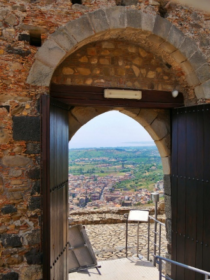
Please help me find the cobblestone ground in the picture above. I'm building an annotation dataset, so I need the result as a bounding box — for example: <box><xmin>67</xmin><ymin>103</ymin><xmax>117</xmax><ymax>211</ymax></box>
<box><xmin>85</xmin><ymin>223</ymin><xmax>167</xmax><ymax>261</ymax></box>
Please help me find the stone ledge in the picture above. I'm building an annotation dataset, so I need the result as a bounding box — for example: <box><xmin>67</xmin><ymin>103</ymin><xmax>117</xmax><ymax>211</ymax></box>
<box><xmin>69</xmin><ymin>205</ymin><xmax>166</xmax><ymax>225</ymax></box>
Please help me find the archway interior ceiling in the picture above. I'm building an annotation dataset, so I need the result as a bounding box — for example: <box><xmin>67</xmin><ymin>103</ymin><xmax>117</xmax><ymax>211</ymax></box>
<box><xmin>51</xmin><ymin>40</ymin><xmax>184</xmax><ymax>93</ymax></box>
<box><xmin>28</xmin><ymin>8</ymin><xmax>210</xmax><ymax>101</ymax></box>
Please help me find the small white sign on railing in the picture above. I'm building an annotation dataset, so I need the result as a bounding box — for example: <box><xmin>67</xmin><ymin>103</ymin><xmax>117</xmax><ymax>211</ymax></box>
<box><xmin>128</xmin><ymin>210</ymin><xmax>149</xmax><ymax>222</ymax></box>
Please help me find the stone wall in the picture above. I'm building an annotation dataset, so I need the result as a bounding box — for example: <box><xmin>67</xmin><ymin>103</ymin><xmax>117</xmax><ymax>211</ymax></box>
<box><xmin>52</xmin><ymin>40</ymin><xmax>184</xmax><ymax>92</ymax></box>
<box><xmin>69</xmin><ymin>204</ymin><xmax>166</xmax><ymax>225</ymax></box>
<box><xmin>0</xmin><ymin>0</ymin><xmax>210</xmax><ymax>278</ymax></box>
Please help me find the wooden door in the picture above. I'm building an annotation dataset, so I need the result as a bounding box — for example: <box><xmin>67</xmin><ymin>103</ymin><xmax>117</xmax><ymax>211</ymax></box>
<box><xmin>42</xmin><ymin>95</ymin><xmax>69</xmax><ymax>280</ymax></box>
<box><xmin>171</xmin><ymin>104</ymin><xmax>210</xmax><ymax>280</ymax></box>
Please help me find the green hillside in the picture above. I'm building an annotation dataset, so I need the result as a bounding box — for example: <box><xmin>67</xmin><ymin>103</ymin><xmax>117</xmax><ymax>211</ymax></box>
<box><xmin>69</xmin><ymin>146</ymin><xmax>163</xmax><ymax>191</ymax></box>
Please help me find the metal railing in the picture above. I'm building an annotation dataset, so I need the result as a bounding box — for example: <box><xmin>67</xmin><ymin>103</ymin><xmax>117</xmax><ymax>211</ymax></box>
<box><xmin>147</xmin><ymin>215</ymin><xmax>167</xmax><ymax>265</ymax></box>
<box><xmin>155</xmin><ymin>255</ymin><xmax>210</xmax><ymax>280</ymax></box>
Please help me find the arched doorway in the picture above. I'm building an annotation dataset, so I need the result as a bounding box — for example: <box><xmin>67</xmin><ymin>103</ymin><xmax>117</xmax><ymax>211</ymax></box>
<box><xmin>27</xmin><ymin>7</ymin><xmax>210</xmax><ymax>280</ymax></box>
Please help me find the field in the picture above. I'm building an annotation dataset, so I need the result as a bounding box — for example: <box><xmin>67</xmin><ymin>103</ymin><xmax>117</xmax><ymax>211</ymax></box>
<box><xmin>69</xmin><ymin>146</ymin><xmax>163</xmax><ymax>191</ymax></box>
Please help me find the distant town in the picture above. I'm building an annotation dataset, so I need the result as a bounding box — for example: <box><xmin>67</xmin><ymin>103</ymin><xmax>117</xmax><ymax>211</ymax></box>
<box><xmin>68</xmin><ymin>147</ymin><xmax>164</xmax><ymax>211</ymax></box>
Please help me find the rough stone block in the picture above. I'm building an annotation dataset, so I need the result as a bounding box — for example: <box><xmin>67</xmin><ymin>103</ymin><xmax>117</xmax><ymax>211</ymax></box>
<box><xmin>166</xmin><ymin>218</ymin><xmax>172</xmax><ymax>243</ymax></box>
<box><xmin>159</xmin><ymin>42</ymin><xmax>176</xmax><ymax>54</ymax></box>
<box><xmin>179</xmin><ymin>37</ymin><xmax>198</xmax><ymax>59</ymax></box>
<box><xmin>105</xmin><ymin>7</ymin><xmax>126</xmax><ymax>29</ymax></box>
<box><xmin>147</xmin><ymin>34</ymin><xmax>164</xmax><ymax>47</ymax></box>
<box><xmin>35</xmin><ymin>39</ymin><xmax>66</xmax><ymax>68</ymax></box>
<box><xmin>1</xmin><ymin>205</ymin><xmax>17</xmax><ymax>214</ymax></box>
<box><xmin>50</xmin><ymin>27</ymin><xmax>77</xmax><ymax>51</ymax></box>
<box><xmin>9</xmin><ymin>169</ymin><xmax>22</xmax><ymax>177</ymax></box>
<box><xmin>31</xmin><ymin>181</ymin><xmax>40</xmax><ymax>195</ymax></box>
<box><xmin>26</xmin><ymin>230</ymin><xmax>40</xmax><ymax>245</ymax></box>
<box><xmin>141</xmin><ymin>12</ymin><xmax>156</xmax><ymax>32</ymax></box>
<box><xmin>1</xmin><ymin>272</ymin><xmax>19</xmax><ymax>280</ymax></box>
<box><xmin>135</xmin><ymin>109</ymin><xmax>158</xmax><ymax>127</ymax></box>
<box><xmin>198</xmin><ymin>80</ymin><xmax>210</xmax><ymax>99</ymax></box>
<box><xmin>69</xmin><ymin>114</ymin><xmax>81</xmax><ymax>139</ymax></box>
<box><xmin>186</xmin><ymin>71</ymin><xmax>200</xmax><ymax>87</ymax></box>
<box><xmin>180</xmin><ymin>61</ymin><xmax>194</xmax><ymax>76</ymax></box>
<box><xmin>164</xmin><ymin>194</ymin><xmax>171</xmax><ymax>219</ymax></box>
<box><xmin>126</xmin><ymin>9</ymin><xmax>142</xmax><ymax>29</ymax></box>
<box><xmin>150</xmin><ymin>116</ymin><xmax>169</xmax><ymax>140</ymax></box>
<box><xmin>1</xmin><ymin>234</ymin><xmax>22</xmax><ymax>248</ymax></box>
<box><xmin>161</xmin><ymin>157</ymin><xmax>171</xmax><ymax>175</ymax></box>
<box><xmin>166</xmin><ymin>25</ymin><xmax>185</xmax><ymax>49</ymax></box>
<box><xmin>28</xmin><ymin>196</ymin><xmax>41</xmax><ymax>211</ymax></box>
<box><xmin>165</xmin><ymin>252</ymin><xmax>172</xmax><ymax>277</ymax></box>
<box><xmin>71</xmin><ymin>107</ymin><xmax>107</xmax><ymax>125</ymax></box>
<box><xmin>119</xmin><ymin>108</ymin><xmax>140</xmax><ymax>119</ymax></box>
<box><xmin>195</xmin><ymin>84</ymin><xmax>205</xmax><ymax>99</ymax></box>
<box><xmin>189</xmin><ymin>51</ymin><xmax>207</xmax><ymax>70</ymax></box>
<box><xmin>0</xmin><ymin>128</ymin><xmax>9</xmax><ymax>144</ymax></box>
<box><xmin>164</xmin><ymin>174</ymin><xmax>171</xmax><ymax>196</ymax></box>
<box><xmin>13</xmin><ymin>116</ymin><xmax>40</xmax><ymax>141</ymax></box>
<box><xmin>26</xmin><ymin>167</ymin><xmax>40</xmax><ymax>180</ymax></box>
<box><xmin>195</xmin><ymin>64</ymin><xmax>210</xmax><ymax>83</ymax></box>
<box><xmin>25</xmin><ymin>248</ymin><xmax>43</xmax><ymax>265</ymax></box>
<box><xmin>66</xmin><ymin>15</ymin><xmax>94</xmax><ymax>43</ymax></box>
<box><xmin>26</xmin><ymin>60</ymin><xmax>54</xmax><ymax>86</ymax></box>
<box><xmin>153</xmin><ymin>16</ymin><xmax>172</xmax><ymax>40</ymax></box>
<box><xmin>171</xmin><ymin>50</ymin><xmax>186</xmax><ymax>64</ymax></box>
<box><xmin>2</xmin><ymin>156</ymin><xmax>31</xmax><ymax>167</ymax></box>
<box><xmin>88</xmin><ymin>9</ymin><xmax>109</xmax><ymax>33</ymax></box>
<box><xmin>155</xmin><ymin>134</ymin><xmax>171</xmax><ymax>157</ymax></box>
<box><xmin>20</xmin><ymin>265</ymin><xmax>42</xmax><ymax>280</ymax></box>
<box><xmin>6</xmin><ymin>255</ymin><xmax>23</xmax><ymax>265</ymax></box>
<box><xmin>7</xmin><ymin>192</ymin><xmax>23</xmax><ymax>202</ymax></box>
<box><xmin>26</xmin><ymin>143</ymin><xmax>40</xmax><ymax>154</ymax></box>
<box><xmin>122</xmin><ymin>0</ymin><xmax>138</xmax><ymax>5</ymax></box>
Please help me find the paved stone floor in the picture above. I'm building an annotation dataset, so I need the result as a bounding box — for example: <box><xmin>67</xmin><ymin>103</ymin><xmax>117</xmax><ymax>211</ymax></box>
<box><xmin>69</xmin><ymin>257</ymin><xmax>159</xmax><ymax>280</ymax></box>
<box><xmin>85</xmin><ymin>223</ymin><xmax>167</xmax><ymax>261</ymax></box>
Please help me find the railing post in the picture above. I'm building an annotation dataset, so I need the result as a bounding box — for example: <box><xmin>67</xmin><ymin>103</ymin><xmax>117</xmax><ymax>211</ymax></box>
<box><xmin>147</xmin><ymin>217</ymin><xmax>150</xmax><ymax>261</ymax></box>
<box><xmin>159</xmin><ymin>223</ymin><xmax>161</xmax><ymax>257</ymax></box>
<box><xmin>152</xmin><ymin>192</ymin><xmax>159</xmax><ymax>266</ymax></box>
<box><xmin>153</xmin><ymin>202</ymin><xmax>158</xmax><ymax>266</ymax></box>
<box><xmin>159</xmin><ymin>258</ymin><xmax>162</xmax><ymax>280</ymax></box>
<box><xmin>125</xmin><ymin>214</ymin><xmax>128</xmax><ymax>258</ymax></box>
<box><xmin>137</xmin><ymin>221</ymin><xmax>139</xmax><ymax>257</ymax></box>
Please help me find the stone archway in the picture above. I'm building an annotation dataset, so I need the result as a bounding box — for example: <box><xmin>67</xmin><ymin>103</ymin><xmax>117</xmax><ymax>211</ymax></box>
<box><xmin>27</xmin><ymin>7</ymin><xmax>210</xmax><ymax>101</ymax></box>
<box><xmin>26</xmin><ymin>7</ymin><xmax>210</xmax><ymax>278</ymax></box>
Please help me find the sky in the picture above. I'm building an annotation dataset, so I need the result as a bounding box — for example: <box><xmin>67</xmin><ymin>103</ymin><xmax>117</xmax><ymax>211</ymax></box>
<box><xmin>69</xmin><ymin>111</ymin><xmax>155</xmax><ymax>149</ymax></box>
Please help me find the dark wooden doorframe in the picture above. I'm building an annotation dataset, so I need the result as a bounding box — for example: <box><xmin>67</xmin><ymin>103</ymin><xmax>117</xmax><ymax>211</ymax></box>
<box><xmin>41</xmin><ymin>95</ymin><xmax>50</xmax><ymax>280</ymax></box>
<box><xmin>50</xmin><ymin>84</ymin><xmax>184</xmax><ymax>109</ymax></box>
<box><xmin>41</xmin><ymin>84</ymin><xmax>185</xmax><ymax>279</ymax></box>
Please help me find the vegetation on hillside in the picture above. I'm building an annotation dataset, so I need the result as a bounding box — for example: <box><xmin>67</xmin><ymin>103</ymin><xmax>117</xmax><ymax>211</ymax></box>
<box><xmin>69</xmin><ymin>146</ymin><xmax>163</xmax><ymax>191</ymax></box>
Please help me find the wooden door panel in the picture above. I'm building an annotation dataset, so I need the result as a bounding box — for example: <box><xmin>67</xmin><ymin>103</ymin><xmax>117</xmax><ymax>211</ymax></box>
<box><xmin>172</xmin><ymin>104</ymin><xmax>210</xmax><ymax>280</ymax></box>
<box><xmin>42</xmin><ymin>96</ymin><xmax>69</xmax><ymax>280</ymax></box>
